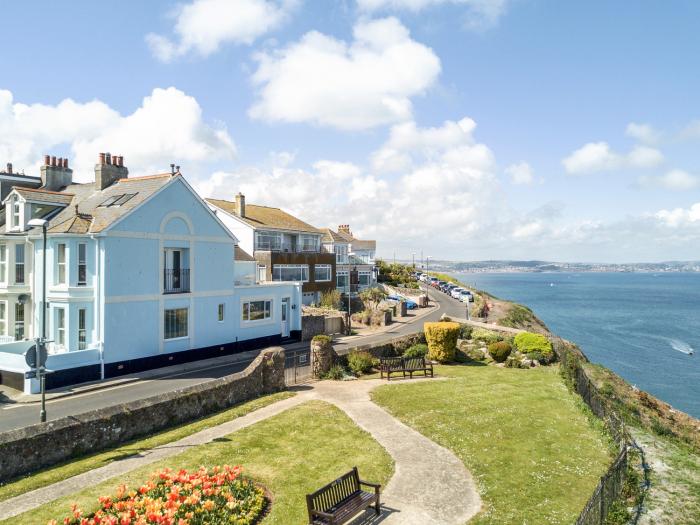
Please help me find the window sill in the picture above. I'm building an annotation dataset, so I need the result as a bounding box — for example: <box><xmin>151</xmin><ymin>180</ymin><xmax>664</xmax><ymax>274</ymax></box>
<box><xmin>164</xmin><ymin>336</ymin><xmax>189</xmax><ymax>342</ymax></box>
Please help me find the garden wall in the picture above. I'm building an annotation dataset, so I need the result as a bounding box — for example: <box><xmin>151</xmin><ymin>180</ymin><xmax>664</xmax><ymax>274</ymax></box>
<box><xmin>337</xmin><ymin>332</ymin><xmax>426</xmax><ymax>358</ymax></box>
<box><xmin>0</xmin><ymin>347</ymin><xmax>286</xmax><ymax>482</ymax></box>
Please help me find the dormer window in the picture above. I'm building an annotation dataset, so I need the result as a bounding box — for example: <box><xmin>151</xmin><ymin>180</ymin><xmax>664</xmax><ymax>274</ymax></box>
<box><xmin>11</xmin><ymin>199</ymin><xmax>21</xmax><ymax>230</ymax></box>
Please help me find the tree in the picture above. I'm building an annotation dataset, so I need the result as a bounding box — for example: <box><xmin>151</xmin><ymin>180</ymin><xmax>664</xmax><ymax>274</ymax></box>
<box><xmin>359</xmin><ymin>287</ymin><xmax>387</xmax><ymax>311</ymax></box>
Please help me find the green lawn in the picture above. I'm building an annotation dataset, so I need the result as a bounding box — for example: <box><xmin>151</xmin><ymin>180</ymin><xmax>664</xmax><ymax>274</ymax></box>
<box><xmin>371</xmin><ymin>364</ymin><xmax>614</xmax><ymax>525</ymax></box>
<box><xmin>0</xmin><ymin>391</ymin><xmax>294</xmax><ymax>504</ymax></box>
<box><xmin>3</xmin><ymin>401</ymin><xmax>394</xmax><ymax>525</ymax></box>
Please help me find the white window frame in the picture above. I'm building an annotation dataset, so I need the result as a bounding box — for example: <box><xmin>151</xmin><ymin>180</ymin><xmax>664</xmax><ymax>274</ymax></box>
<box><xmin>299</xmin><ymin>234</ymin><xmax>318</xmax><ymax>252</ymax></box>
<box><xmin>241</xmin><ymin>299</ymin><xmax>272</xmax><ymax>323</ymax></box>
<box><xmin>0</xmin><ymin>301</ymin><xmax>6</xmax><ymax>336</ymax></box>
<box><xmin>164</xmin><ymin>308</ymin><xmax>188</xmax><ymax>340</ymax></box>
<box><xmin>77</xmin><ymin>243</ymin><xmax>87</xmax><ymax>286</ymax></box>
<box><xmin>12</xmin><ymin>200</ymin><xmax>20</xmax><ymax>230</ymax></box>
<box><xmin>272</xmin><ymin>264</ymin><xmax>309</xmax><ymax>282</ymax></box>
<box><xmin>255</xmin><ymin>230</ymin><xmax>282</xmax><ymax>251</ymax></box>
<box><xmin>358</xmin><ymin>271</ymin><xmax>371</xmax><ymax>286</ymax></box>
<box><xmin>0</xmin><ymin>245</ymin><xmax>6</xmax><ymax>284</ymax></box>
<box><xmin>56</xmin><ymin>307</ymin><xmax>66</xmax><ymax>348</ymax></box>
<box><xmin>78</xmin><ymin>308</ymin><xmax>87</xmax><ymax>350</ymax></box>
<box><xmin>56</xmin><ymin>243</ymin><xmax>67</xmax><ymax>285</ymax></box>
<box><xmin>14</xmin><ymin>302</ymin><xmax>25</xmax><ymax>341</ymax></box>
<box><xmin>257</xmin><ymin>265</ymin><xmax>267</xmax><ymax>282</ymax></box>
<box><xmin>14</xmin><ymin>244</ymin><xmax>25</xmax><ymax>285</ymax></box>
<box><xmin>314</xmin><ymin>264</ymin><xmax>332</xmax><ymax>282</ymax></box>
<box><xmin>218</xmin><ymin>303</ymin><xmax>225</xmax><ymax>322</ymax></box>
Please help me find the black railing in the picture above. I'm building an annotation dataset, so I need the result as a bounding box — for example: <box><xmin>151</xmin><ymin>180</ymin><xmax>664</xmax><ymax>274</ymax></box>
<box><xmin>164</xmin><ymin>269</ymin><xmax>190</xmax><ymax>294</ymax></box>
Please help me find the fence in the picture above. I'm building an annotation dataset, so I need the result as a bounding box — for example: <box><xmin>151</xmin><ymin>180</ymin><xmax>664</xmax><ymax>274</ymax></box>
<box><xmin>552</xmin><ymin>337</ymin><xmax>647</xmax><ymax>525</ymax></box>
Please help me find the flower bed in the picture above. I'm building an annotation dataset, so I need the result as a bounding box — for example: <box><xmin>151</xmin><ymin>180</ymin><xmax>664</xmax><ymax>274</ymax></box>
<box><xmin>49</xmin><ymin>465</ymin><xmax>266</xmax><ymax>525</ymax></box>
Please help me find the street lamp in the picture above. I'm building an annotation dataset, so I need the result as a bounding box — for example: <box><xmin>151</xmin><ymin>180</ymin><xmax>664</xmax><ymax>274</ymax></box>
<box><xmin>412</xmin><ymin>252</ymin><xmax>415</xmax><ymax>269</ymax></box>
<box><xmin>27</xmin><ymin>218</ymin><xmax>48</xmax><ymax>423</ymax></box>
<box><xmin>424</xmin><ymin>256</ymin><xmax>432</xmax><ymax>305</ymax></box>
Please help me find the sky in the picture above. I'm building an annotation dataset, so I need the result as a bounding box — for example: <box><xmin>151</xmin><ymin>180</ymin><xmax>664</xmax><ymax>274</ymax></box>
<box><xmin>1</xmin><ymin>0</ymin><xmax>700</xmax><ymax>263</ymax></box>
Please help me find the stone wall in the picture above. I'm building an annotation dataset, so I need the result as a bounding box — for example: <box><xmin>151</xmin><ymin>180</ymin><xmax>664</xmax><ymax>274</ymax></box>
<box><xmin>0</xmin><ymin>347</ymin><xmax>286</xmax><ymax>483</ymax></box>
<box><xmin>302</xmin><ymin>314</ymin><xmax>325</xmax><ymax>341</ymax></box>
<box><xmin>337</xmin><ymin>332</ymin><xmax>426</xmax><ymax>359</ymax></box>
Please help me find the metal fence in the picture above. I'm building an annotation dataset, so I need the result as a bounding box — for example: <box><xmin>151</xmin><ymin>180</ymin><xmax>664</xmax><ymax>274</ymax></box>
<box><xmin>552</xmin><ymin>338</ymin><xmax>645</xmax><ymax>525</ymax></box>
<box><xmin>284</xmin><ymin>347</ymin><xmax>312</xmax><ymax>386</ymax></box>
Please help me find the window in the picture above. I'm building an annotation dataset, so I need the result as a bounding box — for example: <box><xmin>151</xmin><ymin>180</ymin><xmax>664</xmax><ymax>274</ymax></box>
<box><xmin>78</xmin><ymin>243</ymin><xmax>87</xmax><ymax>285</ymax></box>
<box><xmin>15</xmin><ymin>244</ymin><xmax>24</xmax><ymax>284</ymax></box>
<box><xmin>98</xmin><ymin>193</ymin><xmax>137</xmax><ymax>207</ymax></box>
<box><xmin>0</xmin><ymin>245</ymin><xmax>6</xmax><ymax>283</ymax></box>
<box><xmin>12</xmin><ymin>200</ymin><xmax>20</xmax><ymax>229</ymax></box>
<box><xmin>255</xmin><ymin>230</ymin><xmax>282</xmax><ymax>251</ymax></box>
<box><xmin>315</xmin><ymin>264</ymin><xmax>332</xmax><ymax>282</ymax></box>
<box><xmin>56</xmin><ymin>243</ymin><xmax>66</xmax><ymax>285</ymax></box>
<box><xmin>14</xmin><ymin>303</ymin><xmax>25</xmax><ymax>340</ymax></box>
<box><xmin>242</xmin><ymin>300</ymin><xmax>272</xmax><ymax>322</ymax></box>
<box><xmin>257</xmin><ymin>265</ymin><xmax>267</xmax><ymax>282</ymax></box>
<box><xmin>78</xmin><ymin>308</ymin><xmax>87</xmax><ymax>350</ymax></box>
<box><xmin>218</xmin><ymin>303</ymin><xmax>225</xmax><ymax>322</ymax></box>
<box><xmin>272</xmin><ymin>264</ymin><xmax>309</xmax><ymax>282</ymax></box>
<box><xmin>56</xmin><ymin>308</ymin><xmax>65</xmax><ymax>347</ymax></box>
<box><xmin>164</xmin><ymin>308</ymin><xmax>188</xmax><ymax>339</ymax></box>
<box><xmin>0</xmin><ymin>302</ymin><xmax>6</xmax><ymax>336</ymax></box>
<box><xmin>336</xmin><ymin>271</ymin><xmax>349</xmax><ymax>289</ymax></box>
<box><xmin>334</xmin><ymin>244</ymin><xmax>348</xmax><ymax>264</ymax></box>
<box><xmin>358</xmin><ymin>271</ymin><xmax>371</xmax><ymax>286</ymax></box>
<box><xmin>299</xmin><ymin>234</ymin><xmax>318</xmax><ymax>252</ymax></box>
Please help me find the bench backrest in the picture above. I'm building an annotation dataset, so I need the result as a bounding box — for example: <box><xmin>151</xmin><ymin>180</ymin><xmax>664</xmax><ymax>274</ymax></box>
<box><xmin>307</xmin><ymin>467</ymin><xmax>361</xmax><ymax>512</ymax></box>
<box><xmin>379</xmin><ymin>356</ymin><xmax>404</xmax><ymax>370</ymax></box>
<box><xmin>403</xmin><ymin>356</ymin><xmax>426</xmax><ymax>369</ymax></box>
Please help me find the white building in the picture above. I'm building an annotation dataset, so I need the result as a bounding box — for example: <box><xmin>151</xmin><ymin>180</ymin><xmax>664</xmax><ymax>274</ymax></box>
<box><xmin>0</xmin><ymin>154</ymin><xmax>301</xmax><ymax>394</ymax></box>
<box><xmin>321</xmin><ymin>225</ymin><xmax>377</xmax><ymax>293</ymax></box>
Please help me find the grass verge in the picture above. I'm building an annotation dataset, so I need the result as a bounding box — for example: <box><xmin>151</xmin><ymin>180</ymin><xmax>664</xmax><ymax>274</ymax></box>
<box><xmin>3</xmin><ymin>400</ymin><xmax>394</xmax><ymax>525</ymax></box>
<box><xmin>371</xmin><ymin>364</ymin><xmax>613</xmax><ymax>524</ymax></box>
<box><xmin>0</xmin><ymin>391</ymin><xmax>294</xmax><ymax>504</ymax></box>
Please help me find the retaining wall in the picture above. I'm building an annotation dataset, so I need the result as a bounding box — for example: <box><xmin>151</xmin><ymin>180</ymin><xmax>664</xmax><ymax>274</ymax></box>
<box><xmin>0</xmin><ymin>347</ymin><xmax>286</xmax><ymax>482</ymax></box>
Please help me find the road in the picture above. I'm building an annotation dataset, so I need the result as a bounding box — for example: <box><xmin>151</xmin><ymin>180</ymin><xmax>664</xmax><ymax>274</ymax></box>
<box><xmin>0</xmin><ymin>288</ymin><xmax>467</xmax><ymax>432</ymax></box>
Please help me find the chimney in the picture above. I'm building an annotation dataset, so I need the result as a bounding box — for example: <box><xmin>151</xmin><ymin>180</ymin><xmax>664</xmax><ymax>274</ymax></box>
<box><xmin>40</xmin><ymin>153</ymin><xmax>73</xmax><ymax>191</ymax></box>
<box><xmin>5</xmin><ymin>163</ymin><xmax>11</xmax><ymax>174</ymax></box>
<box><xmin>234</xmin><ymin>192</ymin><xmax>245</xmax><ymax>218</ymax></box>
<box><xmin>338</xmin><ymin>224</ymin><xmax>351</xmax><ymax>236</ymax></box>
<box><xmin>95</xmin><ymin>152</ymin><xmax>128</xmax><ymax>190</ymax></box>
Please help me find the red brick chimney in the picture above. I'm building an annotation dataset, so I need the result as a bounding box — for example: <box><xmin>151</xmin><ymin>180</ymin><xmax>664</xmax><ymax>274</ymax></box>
<box><xmin>41</xmin><ymin>153</ymin><xmax>73</xmax><ymax>191</ymax></box>
<box><xmin>95</xmin><ymin>152</ymin><xmax>128</xmax><ymax>190</ymax></box>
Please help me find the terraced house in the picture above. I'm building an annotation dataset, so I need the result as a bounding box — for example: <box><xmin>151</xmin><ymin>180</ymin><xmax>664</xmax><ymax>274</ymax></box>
<box><xmin>0</xmin><ymin>154</ymin><xmax>302</xmax><ymax>394</ymax></box>
<box><xmin>321</xmin><ymin>225</ymin><xmax>377</xmax><ymax>293</ymax></box>
<box><xmin>207</xmin><ymin>194</ymin><xmax>336</xmax><ymax>306</ymax></box>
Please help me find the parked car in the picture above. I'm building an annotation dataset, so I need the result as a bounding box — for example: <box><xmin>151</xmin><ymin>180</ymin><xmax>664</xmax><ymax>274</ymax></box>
<box><xmin>459</xmin><ymin>290</ymin><xmax>474</xmax><ymax>302</ymax></box>
<box><xmin>450</xmin><ymin>287</ymin><xmax>464</xmax><ymax>299</ymax></box>
<box><xmin>386</xmin><ymin>295</ymin><xmax>418</xmax><ymax>309</ymax></box>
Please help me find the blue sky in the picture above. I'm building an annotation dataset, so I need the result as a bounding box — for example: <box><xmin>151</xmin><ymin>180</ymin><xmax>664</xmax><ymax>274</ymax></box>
<box><xmin>1</xmin><ymin>0</ymin><xmax>700</xmax><ymax>262</ymax></box>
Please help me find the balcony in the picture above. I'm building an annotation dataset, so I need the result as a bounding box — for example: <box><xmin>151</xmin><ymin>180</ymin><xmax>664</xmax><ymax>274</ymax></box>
<box><xmin>164</xmin><ymin>269</ymin><xmax>190</xmax><ymax>294</ymax></box>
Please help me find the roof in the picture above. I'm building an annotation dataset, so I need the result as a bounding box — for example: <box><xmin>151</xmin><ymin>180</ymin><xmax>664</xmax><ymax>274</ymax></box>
<box><xmin>322</xmin><ymin>226</ymin><xmax>376</xmax><ymax>251</ymax></box>
<box><xmin>207</xmin><ymin>198</ymin><xmax>322</xmax><ymax>234</ymax></box>
<box><xmin>2</xmin><ymin>174</ymin><xmax>176</xmax><ymax>235</ymax></box>
<box><xmin>351</xmin><ymin>239</ymin><xmax>376</xmax><ymax>250</ymax></box>
<box><xmin>321</xmin><ymin>228</ymin><xmax>350</xmax><ymax>244</ymax></box>
<box><xmin>235</xmin><ymin>246</ymin><xmax>256</xmax><ymax>262</ymax></box>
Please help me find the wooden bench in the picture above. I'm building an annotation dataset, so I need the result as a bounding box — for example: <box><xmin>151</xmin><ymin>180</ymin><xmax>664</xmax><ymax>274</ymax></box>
<box><xmin>379</xmin><ymin>356</ymin><xmax>434</xmax><ymax>380</ymax></box>
<box><xmin>306</xmin><ymin>467</ymin><xmax>381</xmax><ymax>524</ymax></box>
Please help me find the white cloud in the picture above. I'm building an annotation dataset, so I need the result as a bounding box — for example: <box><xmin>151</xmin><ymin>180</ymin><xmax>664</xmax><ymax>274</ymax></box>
<box><xmin>357</xmin><ymin>0</ymin><xmax>508</xmax><ymax>29</ymax></box>
<box><xmin>0</xmin><ymin>87</ymin><xmax>236</xmax><ymax>182</ymax></box>
<box><xmin>505</xmin><ymin>161</ymin><xmax>534</xmax><ymax>185</ymax></box>
<box><xmin>248</xmin><ymin>17</ymin><xmax>441</xmax><ymax>130</ymax></box>
<box><xmin>625</xmin><ymin>122</ymin><xmax>661</xmax><ymax>145</ymax></box>
<box><xmin>640</xmin><ymin>169</ymin><xmax>699</xmax><ymax>191</ymax></box>
<box><xmin>655</xmin><ymin>203</ymin><xmax>700</xmax><ymax>228</ymax></box>
<box><xmin>562</xmin><ymin>142</ymin><xmax>663</xmax><ymax>174</ymax></box>
<box><xmin>146</xmin><ymin>0</ymin><xmax>296</xmax><ymax>62</ymax></box>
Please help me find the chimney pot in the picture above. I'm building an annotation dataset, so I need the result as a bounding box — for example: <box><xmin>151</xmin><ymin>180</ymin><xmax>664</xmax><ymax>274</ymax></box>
<box><xmin>99</xmin><ymin>152</ymin><xmax>106</xmax><ymax>164</ymax></box>
<box><xmin>63</xmin><ymin>158</ymin><xmax>69</xmax><ymax>169</ymax></box>
<box><xmin>105</xmin><ymin>152</ymin><xmax>112</xmax><ymax>165</ymax></box>
<box><xmin>51</xmin><ymin>156</ymin><xmax>57</xmax><ymax>167</ymax></box>
<box><xmin>170</xmin><ymin>163</ymin><xmax>175</xmax><ymax>175</ymax></box>
<box><xmin>117</xmin><ymin>156</ymin><xmax>123</xmax><ymax>167</ymax></box>
<box><xmin>44</xmin><ymin>155</ymin><xmax>50</xmax><ymax>166</ymax></box>
<box><xmin>58</xmin><ymin>157</ymin><xmax>63</xmax><ymax>168</ymax></box>
<box><xmin>6</xmin><ymin>162</ymin><xmax>12</xmax><ymax>174</ymax></box>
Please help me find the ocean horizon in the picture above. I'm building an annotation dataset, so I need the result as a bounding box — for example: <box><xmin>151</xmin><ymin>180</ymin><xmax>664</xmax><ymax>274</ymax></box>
<box><xmin>450</xmin><ymin>271</ymin><xmax>700</xmax><ymax>419</ymax></box>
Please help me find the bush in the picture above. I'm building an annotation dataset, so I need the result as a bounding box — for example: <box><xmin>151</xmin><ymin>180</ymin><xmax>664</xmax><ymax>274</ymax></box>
<box><xmin>488</xmin><ymin>341</ymin><xmax>512</xmax><ymax>362</ymax></box>
<box><xmin>324</xmin><ymin>364</ymin><xmax>346</xmax><ymax>380</ymax></box>
<box><xmin>347</xmin><ymin>350</ymin><xmax>375</xmax><ymax>375</ymax></box>
<box><xmin>312</xmin><ymin>334</ymin><xmax>332</xmax><ymax>345</ymax></box>
<box><xmin>359</xmin><ymin>287</ymin><xmax>387</xmax><ymax>311</ymax></box>
<box><xmin>424</xmin><ymin>321</ymin><xmax>460</xmax><ymax>362</ymax></box>
<box><xmin>319</xmin><ymin>289</ymin><xmax>341</xmax><ymax>310</ymax></box>
<box><xmin>513</xmin><ymin>332</ymin><xmax>553</xmax><ymax>359</ymax></box>
<box><xmin>403</xmin><ymin>343</ymin><xmax>428</xmax><ymax>359</ymax></box>
<box><xmin>471</xmin><ymin>328</ymin><xmax>502</xmax><ymax>344</ymax></box>
<box><xmin>459</xmin><ymin>324</ymin><xmax>473</xmax><ymax>340</ymax></box>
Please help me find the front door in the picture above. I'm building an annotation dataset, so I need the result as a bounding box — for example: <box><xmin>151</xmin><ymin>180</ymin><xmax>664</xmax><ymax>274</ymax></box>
<box><xmin>281</xmin><ymin>298</ymin><xmax>290</xmax><ymax>338</ymax></box>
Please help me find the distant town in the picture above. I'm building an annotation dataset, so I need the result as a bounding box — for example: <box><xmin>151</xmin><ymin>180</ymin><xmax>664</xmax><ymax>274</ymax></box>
<box><xmin>400</xmin><ymin>259</ymin><xmax>700</xmax><ymax>274</ymax></box>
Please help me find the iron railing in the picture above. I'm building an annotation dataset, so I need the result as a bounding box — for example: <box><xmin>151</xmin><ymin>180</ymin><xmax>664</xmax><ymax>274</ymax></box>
<box><xmin>164</xmin><ymin>269</ymin><xmax>190</xmax><ymax>294</ymax></box>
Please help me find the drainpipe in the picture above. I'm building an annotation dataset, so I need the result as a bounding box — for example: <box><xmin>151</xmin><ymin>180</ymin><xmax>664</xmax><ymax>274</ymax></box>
<box><xmin>90</xmin><ymin>235</ymin><xmax>104</xmax><ymax>380</ymax></box>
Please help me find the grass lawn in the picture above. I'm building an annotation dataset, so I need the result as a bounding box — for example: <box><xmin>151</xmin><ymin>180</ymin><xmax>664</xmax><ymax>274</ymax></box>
<box><xmin>0</xmin><ymin>391</ymin><xmax>294</xmax><ymax>504</ymax></box>
<box><xmin>3</xmin><ymin>401</ymin><xmax>394</xmax><ymax>525</ymax></box>
<box><xmin>371</xmin><ymin>364</ymin><xmax>614</xmax><ymax>525</ymax></box>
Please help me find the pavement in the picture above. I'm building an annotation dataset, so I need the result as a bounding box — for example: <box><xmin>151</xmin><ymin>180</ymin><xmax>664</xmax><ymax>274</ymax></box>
<box><xmin>0</xmin><ymin>288</ymin><xmax>468</xmax><ymax>433</ymax></box>
<box><xmin>0</xmin><ymin>377</ymin><xmax>481</xmax><ymax>524</ymax></box>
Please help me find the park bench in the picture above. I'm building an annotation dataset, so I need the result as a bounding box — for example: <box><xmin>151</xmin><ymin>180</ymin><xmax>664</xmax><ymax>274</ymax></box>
<box><xmin>379</xmin><ymin>356</ymin><xmax>434</xmax><ymax>380</ymax></box>
<box><xmin>306</xmin><ymin>467</ymin><xmax>381</xmax><ymax>524</ymax></box>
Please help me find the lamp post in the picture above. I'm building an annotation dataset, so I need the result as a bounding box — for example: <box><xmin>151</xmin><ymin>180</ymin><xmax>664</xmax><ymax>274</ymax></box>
<box><xmin>412</xmin><ymin>252</ymin><xmax>415</xmax><ymax>269</ymax></box>
<box><xmin>425</xmin><ymin>256</ymin><xmax>432</xmax><ymax>305</ymax></box>
<box><xmin>28</xmin><ymin>218</ymin><xmax>48</xmax><ymax>423</ymax></box>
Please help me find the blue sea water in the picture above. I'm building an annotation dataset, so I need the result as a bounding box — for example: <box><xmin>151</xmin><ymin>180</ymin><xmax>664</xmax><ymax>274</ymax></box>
<box><xmin>450</xmin><ymin>271</ymin><xmax>700</xmax><ymax>419</ymax></box>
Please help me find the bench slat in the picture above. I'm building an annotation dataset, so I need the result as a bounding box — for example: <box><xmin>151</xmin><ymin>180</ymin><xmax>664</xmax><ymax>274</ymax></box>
<box><xmin>307</xmin><ymin>468</ymin><xmax>380</xmax><ymax>525</ymax></box>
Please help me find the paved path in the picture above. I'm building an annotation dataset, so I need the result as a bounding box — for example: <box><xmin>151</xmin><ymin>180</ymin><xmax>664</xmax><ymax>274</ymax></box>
<box><xmin>0</xmin><ymin>379</ymin><xmax>481</xmax><ymax>524</ymax></box>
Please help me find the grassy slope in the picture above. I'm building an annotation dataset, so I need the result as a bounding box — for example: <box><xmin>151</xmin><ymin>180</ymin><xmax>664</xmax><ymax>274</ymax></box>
<box><xmin>372</xmin><ymin>364</ymin><xmax>613</xmax><ymax>525</ymax></box>
<box><xmin>4</xmin><ymin>401</ymin><xmax>394</xmax><ymax>525</ymax></box>
<box><xmin>0</xmin><ymin>391</ymin><xmax>294</xmax><ymax>504</ymax></box>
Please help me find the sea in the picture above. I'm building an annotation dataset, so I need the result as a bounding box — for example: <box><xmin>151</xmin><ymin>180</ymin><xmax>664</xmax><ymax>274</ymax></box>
<box><xmin>449</xmin><ymin>271</ymin><xmax>700</xmax><ymax>419</ymax></box>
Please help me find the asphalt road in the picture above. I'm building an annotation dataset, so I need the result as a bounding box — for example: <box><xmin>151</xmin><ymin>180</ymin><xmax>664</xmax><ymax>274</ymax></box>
<box><xmin>0</xmin><ymin>287</ymin><xmax>467</xmax><ymax>432</ymax></box>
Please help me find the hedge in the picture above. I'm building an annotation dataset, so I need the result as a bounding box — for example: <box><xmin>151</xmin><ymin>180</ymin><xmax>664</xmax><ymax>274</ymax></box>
<box><xmin>513</xmin><ymin>332</ymin><xmax>553</xmax><ymax>358</ymax></box>
<box><xmin>424</xmin><ymin>321</ymin><xmax>460</xmax><ymax>362</ymax></box>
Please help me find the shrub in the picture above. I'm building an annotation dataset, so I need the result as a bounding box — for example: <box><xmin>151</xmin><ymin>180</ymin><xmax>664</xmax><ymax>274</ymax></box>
<box><xmin>347</xmin><ymin>350</ymin><xmax>375</xmax><ymax>375</ymax></box>
<box><xmin>488</xmin><ymin>341</ymin><xmax>512</xmax><ymax>362</ymax></box>
<box><xmin>52</xmin><ymin>466</ymin><xmax>265</xmax><ymax>525</ymax></box>
<box><xmin>319</xmin><ymin>289</ymin><xmax>342</xmax><ymax>310</ymax></box>
<box><xmin>312</xmin><ymin>334</ymin><xmax>332</xmax><ymax>345</ymax></box>
<box><xmin>403</xmin><ymin>343</ymin><xmax>428</xmax><ymax>359</ymax></box>
<box><xmin>459</xmin><ymin>324</ymin><xmax>473</xmax><ymax>340</ymax></box>
<box><xmin>424</xmin><ymin>321</ymin><xmax>460</xmax><ymax>362</ymax></box>
<box><xmin>513</xmin><ymin>332</ymin><xmax>553</xmax><ymax>359</ymax></box>
<box><xmin>324</xmin><ymin>364</ymin><xmax>346</xmax><ymax>380</ymax></box>
<box><xmin>471</xmin><ymin>328</ymin><xmax>502</xmax><ymax>344</ymax></box>
<box><xmin>359</xmin><ymin>287</ymin><xmax>387</xmax><ymax>311</ymax></box>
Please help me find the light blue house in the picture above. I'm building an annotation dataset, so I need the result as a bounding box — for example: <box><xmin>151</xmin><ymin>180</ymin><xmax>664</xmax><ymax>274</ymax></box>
<box><xmin>0</xmin><ymin>154</ymin><xmax>301</xmax><ymax>394</ymax></box>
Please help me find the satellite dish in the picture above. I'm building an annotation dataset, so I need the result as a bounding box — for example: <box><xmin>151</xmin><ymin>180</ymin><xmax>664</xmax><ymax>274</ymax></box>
<box><xmin>18</xmin><ymin>294</ymin><xmax>30</xmax><ymax>305</ymax></box>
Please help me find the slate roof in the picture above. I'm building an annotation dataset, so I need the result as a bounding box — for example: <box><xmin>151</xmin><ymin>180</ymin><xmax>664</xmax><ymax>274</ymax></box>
<box><xmin>1</xmin><ymin>173</ymin><xmax>176</xmax><ymax>234</ymax></box>
<box><xmin>321</xmin><ymin>228</ymin><xmax>350</xmax><ymax>244</ymax></box>
<box><xmin>207</xmin><ymin>198</ymin><xmax>322</xmax><ymax>234</ymax></box>
<box><xmin>321</xmin><ymin>226</ymin><xmax>376</xmax><ymax>251</ymax></box>
<box><xmin>235</xmin><ymin>246</ymin><xmax>256</xmax><ymax>262</ymax></box>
